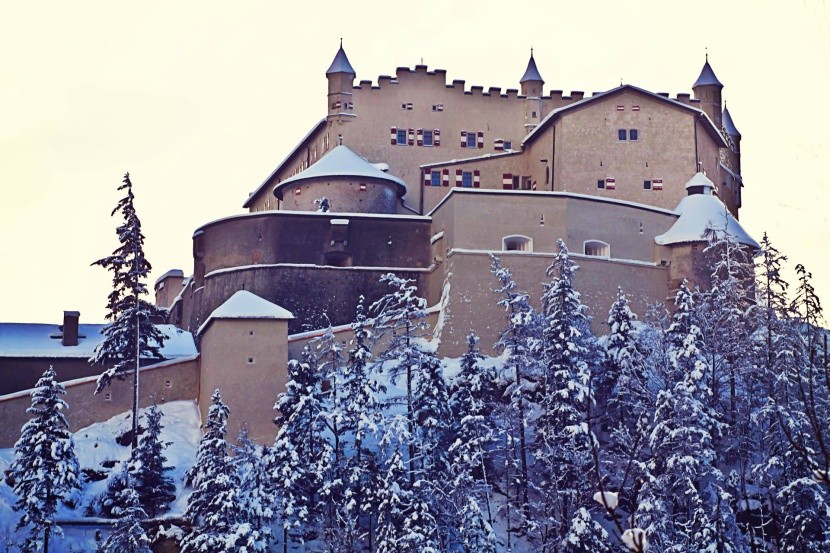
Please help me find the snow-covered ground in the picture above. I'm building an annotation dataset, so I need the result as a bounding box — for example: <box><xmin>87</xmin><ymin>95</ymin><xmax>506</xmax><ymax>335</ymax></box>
<box><xmin>0</xmin><ymin>400</ymin><xmax>200</xmax><ymax>552</ymax></box>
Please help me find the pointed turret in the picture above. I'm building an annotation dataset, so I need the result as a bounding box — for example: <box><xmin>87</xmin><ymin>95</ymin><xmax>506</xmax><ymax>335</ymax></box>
<box><xmin>520</xmin><ymin>50</ymin><xmax>544</xmax><ymax>130</ymax></box>
<box><xmin>326</xmin><ymin>40</ymin><xmax>356</xmax><ymax>123</ymax></box>
<box><xmin>722</xmin><ymin>106</ymin><xmax>741</xmax><ymax>139</ymax></box>
<box><xmin>692</xmin><ymin>53</ymin><xmax>723</xmax><ymax>127</ymax></box>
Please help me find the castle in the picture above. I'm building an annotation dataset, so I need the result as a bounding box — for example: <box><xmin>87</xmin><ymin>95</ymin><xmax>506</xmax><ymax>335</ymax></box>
<box><xmin>0</xmin><ymin>46</ymin><xmax>758</xmax><ymax>446</ymax></box>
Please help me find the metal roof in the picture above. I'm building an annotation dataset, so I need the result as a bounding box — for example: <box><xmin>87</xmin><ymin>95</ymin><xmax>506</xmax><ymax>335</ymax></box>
<box><xmin>520</xmin><ymin>53</ymin><xmax>544</xmax><ymax>84</ymax></box>
<box><xmin>326</xmin><ymin>45</ymin><xmax>356</xmax><ymax>76</ymax></box>
<box><xmin>692</xmin><ymin>59</ymin><xmax>723</xmax><ymax>88</ymax></box>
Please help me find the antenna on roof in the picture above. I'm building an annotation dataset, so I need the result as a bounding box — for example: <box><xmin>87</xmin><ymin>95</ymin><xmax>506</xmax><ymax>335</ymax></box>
<box><xmin>620</xmin><ymin>77</ymin><xmax>623</xmax><ymax>86</ymax></box>
<box><xmin>340</xmin><ymin>37</ymin><xmax>343</xmax><ymax>48</ymax></box>
<box><xmin>530</xmin><ymin>46</ymin><xmax>534</xmax><ymax>57</ymax></box>
<box><xmin>705</xmin><ymin>46</ymin><xmax>708</xmax><ymax>62</ymax></box>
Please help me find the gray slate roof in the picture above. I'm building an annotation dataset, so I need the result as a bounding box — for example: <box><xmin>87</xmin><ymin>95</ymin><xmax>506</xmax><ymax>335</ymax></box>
<box><xmin>693</xmin><ymin>59</ymin><xmax>723</xmax><ymax>88</ymax></box>
<box><xmin>326</xmin><ymin>45</ymin><xmax>356</xmax><ymax>76</ymax></box>
<box><xmin>722</xmin><ymin>106</ymin><xmax>741</xmax><ymax>138</ymax></box>
<box><xmin>520</xmin><ymin>53</ymin><xmax>544</xmax><ymax>84</ymax></box>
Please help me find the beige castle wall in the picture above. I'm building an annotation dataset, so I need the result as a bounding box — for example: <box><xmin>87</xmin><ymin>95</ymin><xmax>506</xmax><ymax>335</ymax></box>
<box><xmin>199</xmin><ymin>319</ymin><xmax>289</xmax><ymax>445</ymax></box>
<box><xmin>277</xmin><ymin>177</ymin><xmax>400</xmax><ymax>214</ymax></box>
<box><xmin>435</xmin><ymin>249</ymin><xmax>669</xmax><ymax>357</ymax></box>
<box><xmin>0</xmin><ymin>357</ymin><xmax>200</xmax><ymax>448</ymax></box>
<box><xmin>154</xmin><ymin>275</ymin><xmax>185</xmax><ymax>309</ymax></box>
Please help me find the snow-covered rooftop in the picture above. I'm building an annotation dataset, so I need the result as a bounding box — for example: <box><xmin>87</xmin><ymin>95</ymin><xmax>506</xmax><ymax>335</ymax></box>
<box><xmin>685</xmin><ymin>171</ymin><xmax>716</xmax><ymax>191</ymax></box>
<box><xmin>273</xmin><ymin>145</ymin><xmax>406</xmax><ymax>198</ymax></box>
<box><xmin>655</xmin><ymin>193</ymin><xmax>759</xmax><ymax>248</ymax></box>
<box><xmin>197</xmin><ymin>290</ymin><xmax>293</xmax><ymax>335</ymax></box>
<box><xmin>0</xmin><ymin>323</ymin><xmax>196</xmax><ymax>359</ymax></box>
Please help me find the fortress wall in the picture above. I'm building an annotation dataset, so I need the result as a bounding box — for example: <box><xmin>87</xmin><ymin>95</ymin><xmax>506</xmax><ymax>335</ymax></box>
<box><xmin>0</xmin><ymin>357</ymin><xmax>200</xmax><ymax>448</ymax></box>
<box><xmin>277</xmin><ymin>178</ymin><xmax>400</xmax><ymax>214</ymax></box>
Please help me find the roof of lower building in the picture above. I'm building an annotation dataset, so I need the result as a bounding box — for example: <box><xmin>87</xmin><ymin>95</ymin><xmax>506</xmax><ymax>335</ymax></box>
<box><xmin>198</xmin><ymin>291</ymin><xmax>293</xmax><ymax>335</ymax></box>
<box><xmin>272</xmin><ymin>144</ymin><xmax>407</xmax><ymax>199</ymax></box>
<box><xmin>0</xmin><ymin>323</ymin><xmax>196</xmax><ymax>359</ymax></box>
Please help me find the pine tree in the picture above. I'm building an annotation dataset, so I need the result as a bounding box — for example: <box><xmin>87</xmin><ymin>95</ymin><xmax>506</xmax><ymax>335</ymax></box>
<box><xmin>266</xmin><ymin>350</ymin><xmax>333</xmax><ymax>550</ymax></box>
<box><xmin>10</xmin><ymin>367</ymin><xmax>81</xmax><ymax>553</ymax></box>
<box><xmin>91</xmin><ymin>173</ymin><xmax>166</xmax><ymax>449</ymax></box>
<box><xmin>132</xmin><ymin>404</ymin><xmax>176</xmax><ymax>518</ymax></box>
<box><xmin>100</xmin><ymin>487</ymin><xmax>152</xmax><ymax>553</ymax></box>
<box><xmin>604</xmin><ymin>287</ymin><xmax>650</xmax><ymax>425</ymax></box>
<box><xmin>457</xmin><ymin>495</ymin><xmax>497</xmax><ymax>553</ymax></box>
<box><xmin>536</xmin><ymin>239</ymin><xmax>596</xmax><ymax>542</ymax></box>
<box><xmin>231</xmin><ymin>427</ymin><xmax>275</xmax><ymax>552</ymax></box>
<box><xmin>181</xmin><ymin>390</ymin><xmax>243</xmax><ymax>553</ymax></box>
<box><xmin>561</xmin><ymin>508</ymin><xmax>611</xmax><ymax>553</ymax></box>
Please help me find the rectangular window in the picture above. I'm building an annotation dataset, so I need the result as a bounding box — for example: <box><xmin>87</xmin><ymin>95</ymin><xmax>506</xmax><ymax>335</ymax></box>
<box><xmin>396</xmin><ymin>129</ymin><xmax>407</xmax><ymax>145</ymax></box>
<box><xmin>462</xmin><ymin>172</ymin><xmax>473</xmax><ymax>188</ymax></box>
<box><xmin>466</xmin><ymin>132</ymin><xmax>477</xmax><ymax>148</ymax></box>
<box><xmin>512</xmin><ymin>176</ymin><xmax>520</xmax><ymax>189</ymax></box>
<box><xmin>423</xmin><ymin>130</ymin><xmax>433</xmax><ymax>146</ymax></box>
<box><xmin>643</xmin><ymin>180</ymin><xmax>652</xmax><ymax>190</ymax></box>
<box><xmin>629</xmin><ymin>129</ymin><xmax>639</xmax><ymax>141</ymax></box>
<box><xmin>503</xmin><ymin>140</ymin><xmax>512</xmax><ymax>150</ymax></box>
<box><xmin>431</xmin><ymin>170</ymin><xmax>441</xmax><ymax>186</ymax></box>
<box><xmin>617</xmin><ymin>129</ymin><xmax>627</xmax><ymax>141</ymax></box>
<box><xmin>597</xmin><ymin>179</ymin><xmax>605</xmax><ymax>189</ymax></box>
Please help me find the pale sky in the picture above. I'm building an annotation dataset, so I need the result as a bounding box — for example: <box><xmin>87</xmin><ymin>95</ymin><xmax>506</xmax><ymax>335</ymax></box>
<box><xmin>1</xmin><ymin>0</ymin><xmax>828</xmax><ymax>324</ymax></box>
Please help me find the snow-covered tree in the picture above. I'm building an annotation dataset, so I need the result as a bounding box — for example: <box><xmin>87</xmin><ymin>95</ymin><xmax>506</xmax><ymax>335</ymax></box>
<box><xmin>181</xmin><ymin>390</ymin><xmax>243</xmax><ymax>553</ymax></box>
<box><xmin>456</xmin><ymin>495</ymin><xmax>497</xmax><ymax>553</ymax></box>
<box><xmin>100</xmin><ymin>487</ymin><xmax>151</xmax><ymax>553</ymax></box>
<box><xmin>91</xmin><ymin>173</ymin><xmax>166</xmax><ymax>448</ymax></box>
<box><xmin>561</xmin><ymin>507</ymin><xmax>611</xmax><ymax>553</ymax></box>
<box><xmin>535</xmin><ymin>239</ymin><xmax>596</xmax><ymax>542</ymax></box>
<box><xmin>132</xmin><ymin>404</ymin><xmax>175</xmax><ymax>517</ymax></box>
<box><xmin>10</xmin><ymin>366</ymin><xmax>81</xmax><ymax>553</ymax></box>
<box><xmin>267</xmin><ymin>349</ymin><xmax>333</xmax><ymax>550</ymax></box>
<box><xmin>231</xmin><ymin>427</ymin><xmax>275</xmax><ymax>552</ymax></box>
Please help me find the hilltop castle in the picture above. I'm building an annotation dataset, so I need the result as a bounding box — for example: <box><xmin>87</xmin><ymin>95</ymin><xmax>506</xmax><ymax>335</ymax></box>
<box><xmin>0</xmin><ymin>47</ymin><xmax>758</xmax><ymax>446</ymax></box>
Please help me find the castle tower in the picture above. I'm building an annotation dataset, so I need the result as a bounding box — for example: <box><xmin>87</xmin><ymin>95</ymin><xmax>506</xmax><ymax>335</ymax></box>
<box><xmin>326</xmin><ymin>41</ymin><xmax>356</xmax><ymax>124</ymax></box>
<box><xmin>722</xmin><ymin>105</ymin><xmax>742</xmax><ymax>172</ymax></box>
<box><xmin>692</xmin><ymin>54</ymin><xmax>723</xmax><ymax>128</ymax></box>
<box><xmin>520</xmin><ymin>49</ymin><xmax>544</xmax><ymax>130</ymax></box>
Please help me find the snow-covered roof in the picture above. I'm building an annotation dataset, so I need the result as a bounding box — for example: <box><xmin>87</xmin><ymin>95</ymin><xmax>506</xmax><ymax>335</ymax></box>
<box><xmin>522</xmin><ymin>84</ymin><xmax>727</xmax><ymax>149</ymax></box>
<box><xmin>520</xmin><ymin>53</ymin><xmax>544</xmax><ymax>84</ymax></box>
<box><xmin>0</xmin><ymin>323</ymin><xmax>196</xmax><ymax>359</ymax></box>
<box><xmin>197</xmin><ymin>291</ymin><xmax>293</xmax><ymax>335</ymax></box>
<box><xmin>326</xmin><ymin>45</ymin><xmax>356</xmax><ymax>76</ymax></box>
<box><xmin>722</xmin><ymin>106</ymin><xmax>741</xmax><ymax>138</ymax></box>
<box><xmin>273</xmin><ymin>145</ymin><xmax>407</xmax><ymax>199</ymax></box>
<box><xmin>154</xmin><ymin>269</ymin><xmax>184</xmax><ymax>288</ymax></box>
<box><xmin>685</xmin><ymin>171</ymin><xmax>716</xmax><ymax>192</ymax></box>
<box><xmin>692</xmin><ymin>58</ymin><xmax>723</xmax><ymax>88</ymax></box>
<box><xmin>655</xmin><ymin>193</ymin><xmax>759</xmax><ymax>248</ymax></box>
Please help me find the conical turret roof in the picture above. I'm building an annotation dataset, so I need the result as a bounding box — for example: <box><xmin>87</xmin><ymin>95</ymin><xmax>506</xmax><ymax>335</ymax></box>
<box><xmin>693</xmin><ymin>56</ymin><xmax>723</xmax><ymax>88</ymax></box>
<box><xmin>326</xmin><ymin>42</ymin><xmax>356</xmax><ymax>76</ymax></box>
<box><xmin>722</xmin><ymin>106</ymin><xmax>741</xmax><ymax>138</ymax></box>
<box><xmin>520</xmin><ymin>51</ymin><xmax>544</xmax><ymax>84</ymax></box>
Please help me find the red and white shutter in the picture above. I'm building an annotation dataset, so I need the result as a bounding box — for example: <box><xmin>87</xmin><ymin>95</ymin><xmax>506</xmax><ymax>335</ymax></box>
<box><xmin>477</xmin><ymin>131</ymin><xmax>484</xmax><ymax>149</ymax></box>
<box><xmin>390</xmin><ymin>127</ymin><xmax>397</xmax><ymax>145</ymax></box>
<box><xmin>632</xmin><ymin>105</ymin><xmax>641</xmax><ymax>112</ymax></box>
<box><xmin>434</xmin><ymin>129</ymin><xmax>441</xmax><ymax>146</ymax></box>
<box><xmin>460</xmin><ymin>131</ymin><xmax>467</xmax><ymax>147</ymax></box>
<box><xmin>616</xmin><ymin>105</ymin><xmax>625</xmax><ymax>111</ymax></box>
<box><xmin>456</xmin><ymin>169</ymin><xmax>463</xmax><ymax>187</ymax></box>
<box><xmin>423</xmin><ymin>169</ymin><xmax>431</xmax><ymax>187</ymax></box>
<box><xmin>473</xmin><ymin>170</ymin><xmax>480</xmax><ymax>188</ymax></box>
<box><xmin>494</xmin><ymin>139</ymin><xmax>504</xmax><ymax>151</ymax></box>
<box><xmin>652</xmin><ymin>178</ymin><xmax>663</xmax><ymax>190</ymax></box>
<box><xmin>408</xmin><ymin>128</ymin><xmax>415</xmax><ymax>146</ymax></box>
<box><xmin>417</xmin><ymin>129</ymin><xmax>423</xmax><ymax>146</ymax></box>
<box><xmin>502</xmin><ymin>173</ymin><xmax>513</xmax><ymax>190</ymax></box>
<box><xmin>605</xmin><ymin>177</ymin><xmax>616</xmax><ymax>190</ymax></box>
<box><xmin>442</xmin><ymin>168</ymin><xmax>449</xmax><ymax>186</ymax></box>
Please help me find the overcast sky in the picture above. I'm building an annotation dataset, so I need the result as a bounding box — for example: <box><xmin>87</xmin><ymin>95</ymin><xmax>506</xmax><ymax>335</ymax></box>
<box><xmin>1</xmin><ymin>0</ymin><xmax>828</xmax><ymax>324</ymax></box>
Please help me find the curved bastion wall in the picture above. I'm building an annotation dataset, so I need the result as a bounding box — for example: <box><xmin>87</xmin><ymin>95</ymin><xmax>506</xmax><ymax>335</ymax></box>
<box><xmin>275</xmin><ymin>176</ymin><xmax>402</xmax><ymax>214</ymax></box>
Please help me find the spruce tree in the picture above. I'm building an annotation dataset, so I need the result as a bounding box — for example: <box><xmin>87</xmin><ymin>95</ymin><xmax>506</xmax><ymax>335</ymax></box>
<box><xmin>132</xmin><ymin>404</ymin><xmax>176</xmax><ymax>518</ymax></box>
<box><xmin>100</xmin><ymin>487</ymin><xmax>152</xmax><ymax>553</ymax></box>
<box><xmin>231</xmin><ymin>427</ymin><xmax>275</xmax><ymax>552</ymax></box>
<box><xmin>91</xmin><ymin>173</ymin><xmax>166</xmax><ymax>449</ymax></box>
<box><xmin>10</xmin><ymin>367</ymin><xmax>81</xmax><ymax>553</ymax></box>
<box><xmin>182</xmin><ymin>390</ymin><xmax>242</xmax><ymax>553</ymax></box>
<box><xmin>561</xmin><ymin>507</ymin><xmax>612</xmax><ymax>553</ymax></box>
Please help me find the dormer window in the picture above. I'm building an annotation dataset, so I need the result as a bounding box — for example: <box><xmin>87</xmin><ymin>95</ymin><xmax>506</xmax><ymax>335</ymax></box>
<box><xmin>503</xmin><ymin>235</ymin><xmax>533</xmax><ymax>252</ymax></box>
<box><xmin>584</xmin><ymin>240</ymin><xmax>610</xmax><ymax>258</ymax></box>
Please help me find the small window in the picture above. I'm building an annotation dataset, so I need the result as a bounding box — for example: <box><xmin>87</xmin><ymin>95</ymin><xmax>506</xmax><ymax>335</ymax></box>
<box><xmin>247</xmin><ymin>357</ymin><xmax>255</xmax><ymax>365</ymax></box>
<box><xmin>617</xmin><ymin>129</ymin><xmax>627</xmax><ymax>141</ymax></box>
<box><xmin>584</xmin><ymin>240</ymin><xmax>610</xmax><ymax>257</ymax></box>
<box><xmin>423</xmin><ymin>130</ymin><xmax>434</xmax><ymax>146</ymax></box>
<box><xmin>629</xmin><ymin>129</ymin><xmax>639</xmax><ymax>141</ymax></box>
<box><xmin>431</xmin><ymin>171</ymin><xmax>441</xmax><ymax>186</ymax></box>
<box><xmin>249</xmin><ymin>330</ymin><xmax>255</xmax><ymax>336</ymax></box>
<box><xmin>503</xmin><ymin>235</ymin><xmax>533</xmax><ymax>252</ymax></box>
<box><xmin>104</xmin><ymin>392</ymin><xmax>112</xmax><ymax>402</ymax></box>
<box><xmin>532</xmin><ymin>111</ymin><xmax>537</xmax><ymax>118</ymax></box>
<box><xmin>462</xmin><ymin>172</ymin><xmax>473</xmax><ymax>188</ymax></box>
<box><xmin>597</xmin><ymin>179</ymin><xmax>606</xmax><ymax>189</ymax></box>
<box><xmin>503</xmin><ymin>140</ymin><xmax>512</xmax><ymax>150</ymax></box>
<box><xmin>512</xmin><ymin>176</ymin><xmax>520</xmax><ymax>189</ymax></box>
<box><xmin>643</xmin><ymin>180</ymin><xmax>652</xmax><ymax>190</ymax></box>
<box><xmin>165</xmin><ymin>379</ymin><xmax>172</xmax><ymax>388</ymax></box>
<box><xmin>466</xmin><ymin>132</ymin><xmax>477</xmax><ymax>148</ymax></box>
<box><xmin>396</xmin><ymin>129</ymin><xmax>407</xmax><ymax>145</ymax></box>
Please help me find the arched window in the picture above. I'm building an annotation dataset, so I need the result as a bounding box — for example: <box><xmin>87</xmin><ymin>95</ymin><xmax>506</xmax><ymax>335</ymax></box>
<box><xmin>502</xmin><ymin>235</ymin><xmax>533</xmax><ymax>252</ymax></box>
<box><xmin>584</xmin><ymin>240</ymin><xmax>610</xmax><ymax>258</ymax></box>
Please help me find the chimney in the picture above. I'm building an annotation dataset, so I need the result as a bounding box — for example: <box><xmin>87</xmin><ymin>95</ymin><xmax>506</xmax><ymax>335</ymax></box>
<box><xmin>62</xmin><ymin>311</ymin><xmax>80</xmax><ymax>347</ymax></box>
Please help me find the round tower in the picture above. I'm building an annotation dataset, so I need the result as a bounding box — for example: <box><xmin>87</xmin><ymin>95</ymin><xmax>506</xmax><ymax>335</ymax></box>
<box><xmin>520</xmin><ymin>49</ymin><xmax>544</xmax><ymax>130</ymax></box>
<box><xmin>692</xmin><ymin>53</ymin><xmax>723</xmax><ymax>128</ymax></box>
<box><xmin>326</xmin><ymin>40</ymin><xmax>356</xmax><ymax>124</ymax></box>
